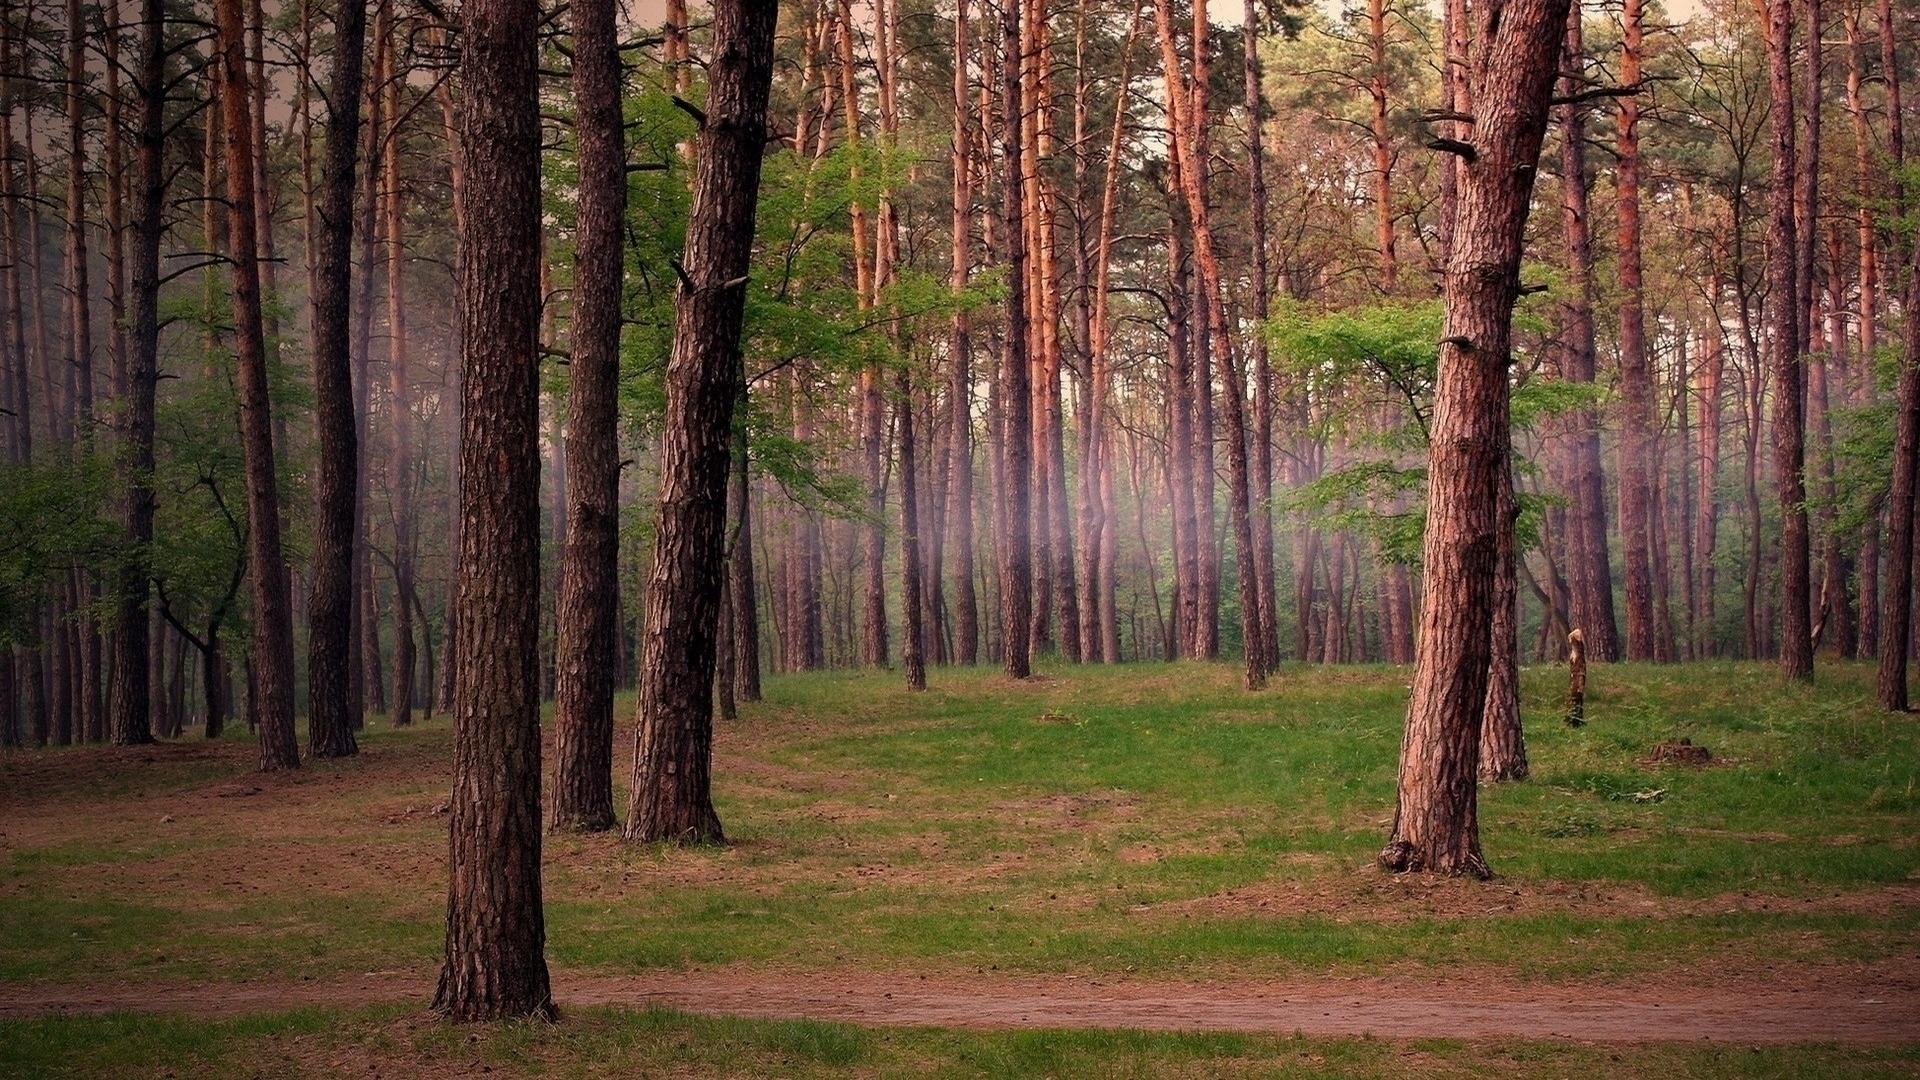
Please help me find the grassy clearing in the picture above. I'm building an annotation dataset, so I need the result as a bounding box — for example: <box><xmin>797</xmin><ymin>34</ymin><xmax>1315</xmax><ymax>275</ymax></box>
<box><xmin>2</xmin><ymin>1005</ymin><xmax>1917</xmax><ymax>1079</ymax></box>
<box><xmin>1</xmin><ymin>661</ymin><xmax>1915</xmax><ymax>988</ymax></box>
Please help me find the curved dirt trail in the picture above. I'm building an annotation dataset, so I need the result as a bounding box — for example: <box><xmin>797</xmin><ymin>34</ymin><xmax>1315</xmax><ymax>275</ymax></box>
<box><xmin>2</xmin><ymin>969</ymin><xmax>1916</xmax><ymax>1045</ymax></box>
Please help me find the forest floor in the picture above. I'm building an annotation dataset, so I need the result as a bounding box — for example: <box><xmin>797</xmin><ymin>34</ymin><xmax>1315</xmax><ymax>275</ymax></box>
<box><xmin>2</xmin><ymin>661</ymin><xmax>1917</xmax><ymax>1077</ymax></box>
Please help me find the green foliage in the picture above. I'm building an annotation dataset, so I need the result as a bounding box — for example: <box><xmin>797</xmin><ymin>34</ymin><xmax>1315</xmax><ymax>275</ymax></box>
<box><xmin>0</xmin><ymin>456</ymin><xmax>118</xmax><ymax>645</ymax></box>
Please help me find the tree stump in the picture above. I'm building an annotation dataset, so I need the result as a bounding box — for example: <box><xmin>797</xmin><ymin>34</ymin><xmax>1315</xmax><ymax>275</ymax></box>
<box><xmin>1566</xmin><ymin>628</ymin><xmax>1586</xmax><ymax>727</ymax></box>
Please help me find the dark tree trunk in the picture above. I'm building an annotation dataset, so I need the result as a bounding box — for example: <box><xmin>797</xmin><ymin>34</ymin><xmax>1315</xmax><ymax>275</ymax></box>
<box><xmin>729</xmin><ymin>408</ymin><xmax>761</xmax><ymax>700</ymax></box>
<box><xmin>1244</xmin><ymin>0</ymin><xmax>1277</xmax><ymax>675</ymax></box>
<box><xmin>1381</xmin><ymin>0</ymin><xmax>1567</xmax><ymax>878</ymax></box>
<box><xmin>215</xmin><ymin>0</ymin><xmax>299</xmax><ymax>770</ymax></box>
<box><xmin>625</xmin><ymin>0</ymin><xmax>780</xmax><ymax>843</ymax></box>
<box><xmin>306</xmin><ymin>0</ymin><xmax>369</xmax><ymax>759</ymax></box>
<box><xmin>1766</xmin><ymin>0</ymin><xmax>1813</xmax><ymax>681</ymax></box>
<box><xmin>550</xmin><ymin>0</ymin><xmax>626</xmax><ymax>832</ymax></box>
<box><xmin>1876</xmin><ymin>0</ymin><xmax>1914</xmax><ymax>710</ymax></box>
<box><xmin>899</xmin><ymin>362</ymin><xmax>928</xmax><ymax>691</ymax></box>
<box><xmin>433</xmin><ymin>0</ymin><xmax>553</xmax><ymax>1022</ymax></box>
<box><xmin>109</xmin><ymin>0</ymin><xmax>166</xmax><ymax>747</ymax></box>
<box><xmin>383</xmin><ymin>19</ymin><xmax>416</xmax><ymax>728</ymax></box>
<box><xmin>996</xmin><ymin>0</ymin><xmax>1032</xmax><ymax>679</ymax></box>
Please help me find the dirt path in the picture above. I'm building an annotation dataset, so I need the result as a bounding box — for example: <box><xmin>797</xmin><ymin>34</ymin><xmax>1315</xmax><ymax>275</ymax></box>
<box><xmin>2</xmin><ymin>969</ymin><xmax>1916</xmax><ymax>1045</ymax></box>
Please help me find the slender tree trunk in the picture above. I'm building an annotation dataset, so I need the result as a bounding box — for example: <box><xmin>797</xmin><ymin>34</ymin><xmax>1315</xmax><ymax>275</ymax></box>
<box><xmin>433</xmin><ymin>0</ymin><xmax>553</xmax><ymax>1022</ymax></box>
<box><xmin>1766</xmin><ymin>0</ymin><xmax>1813</xmax><ymax>680</ymax></box>
<box><xmin>306</xmin><ymin>0</ymin><xmax>369</xmax><ymax>758</ymax></box>
<box><xmin>626</xmin><ymin>0</ymin><xmax>779</xmax><ymax>842</ymax></box>
<box><xmin>948</xmin><ymin>0</ymin><xmax>979</xmax><ymax>666</ymax></box>
<box><xmin>1553</xmin><ymin>11</ymin><xmax>1619</xmax><ymax>661</ymax></box>
<box><xmin>1244</xmin><ymin>0</ymin><xmax>1277</xmax><ymax>674</ymax></box>
<box><xmin>729</xmin><ymin>405</ymin><xmax>761</xmax><ymax>699</ymax></box>
<box><xmin>1615</xmin><ymin>0</ymin><xmax>1659</xmax><ymax>661</ymax></box>
<box><xmin>382</xmin><ymin>17</ymin><xmax>415</xmax><ymax>728</ymax></box>
<box><xmin>109</xmin><ymin>0</ymin><xmax>166</xmax><ymax>746</ymax></box>
<box><xmin>550</xmin><ymin>0</ymin><xmax>626</xmax><ymax>832</ymax></box>
<box><xmin>1381</xmin><ymin>0</ymin><xmax>1567</xmax><ymax>877</ymax></box>
<box><xmin>1154</xmin><ymin>0</ymin><xmax>1265</xmax><ymax>687</ymax></box>
<box><xmin>1878</xmin><ymin>0</ymin><xmax>1915</xmax><ymax>710</ymax></box>
<box><xmin>996</xmin><ymin>0</ymin><xmax>1032</xmax><ymax>679</ymax></box>
<box><xmin>214</xmin><ymin>0</ymin><xmax>299</xmax><ymax>770</ymax></box>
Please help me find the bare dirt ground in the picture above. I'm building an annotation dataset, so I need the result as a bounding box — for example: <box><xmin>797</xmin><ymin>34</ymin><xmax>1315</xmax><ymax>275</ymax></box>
<box><xmin>2</xmin><ymin>966</ymin><xmax>1916</xmax><ymax>1044</ymax></box>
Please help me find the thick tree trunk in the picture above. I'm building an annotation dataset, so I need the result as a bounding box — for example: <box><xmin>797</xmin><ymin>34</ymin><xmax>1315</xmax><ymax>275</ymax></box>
<box><xmin>550</xmin><ymin>0</ymin><xmax>626</xmax><ymax>832</ymax></box>
<box><xmin>1381</xmin><ymin>0</ymin><xmax>1567</xmax><ymax>877</ymax></box>
<box><xmin>433</xmin><ymin>0</ymin><xmax>553</xmax><ymax>1022</ymax></box>
<box><xmin>306</xmin><ymin>0</ymin><xmax>369</xmax><ymax>759</ymax></box>
<box><xmin>626</xmin><ymin>0</ymin><xmax>779</xmax><ymax>842</ymax></box>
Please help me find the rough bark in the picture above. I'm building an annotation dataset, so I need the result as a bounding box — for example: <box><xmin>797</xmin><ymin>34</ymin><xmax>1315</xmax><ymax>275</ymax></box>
<box><xmin>1615</xmin><ymin>0</ymin><xmax>1660</xmax><ymax>662</ymax></box>
<box><xmin>996</xmin><ymin>0</ymin><xmax>1032</xmax><ymax>679</ymax></box>
<box><xmin>1766</xmin><ymin>0</ymin><xmax>1813</xmax><ymax>681</ymax></box>
<box><xmin>1553</xmin><ymin>10</ymin><xmax>1620</xmax><ymax>662</ymax></box>
<box><xmin>306</xmin><ymin>0</ymin><xmax>369</xmax><ymax>759</ymax></box>
<box><xmin>109</xmin><ymin>0</ymin><xmax>166</xmax><ymax>747</ymax></box>
<box><xmin>433</xmin><ymin>0</ymin><xmax>553</xmax><ymax>1022</ymax></box>
<box><xmin>1381</xmin><ymin>0</ymin><xmax>1567</xmax><ymax>878</ymax></box>
<box><xmin>214</xmin><ymin>0</ymin><xmax>299</xmax><ymax>770</ymax></box>
<box><xmin>948</xmin><ymin>0</ymin><xmax>979</xmax><ymax>666</ymax></box>
<box><xmin>550</xmin><ymin>0</ymin><xmax>626</xmax><ymax>832</ymax></box>
<box><xmin>626</xmin><ymin>0</ymin><xmax>780</xmax><ymax>842</ymax></box>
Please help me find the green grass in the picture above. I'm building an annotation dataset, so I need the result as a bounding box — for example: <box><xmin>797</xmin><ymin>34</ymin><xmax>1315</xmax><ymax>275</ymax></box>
<box><xmin>3</xmin><ymin>1005</ymin><xmax>1916</xmax><ymax>1078</ymax></box>
<box><xmin>1</xmin><ymin>661</ymin><xmax>1916</xmax><ymax>987</ymax></box>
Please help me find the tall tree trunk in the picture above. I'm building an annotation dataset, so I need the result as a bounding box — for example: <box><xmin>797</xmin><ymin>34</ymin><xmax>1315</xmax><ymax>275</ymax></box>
<box><xmin>109</xmin><ymin>0</ymin><xmax>166</xmax><ymax>746</ymax></box>
<box><xmin>1616</xmin><ymin>0</ymin><xmax>1659</xmax><ymax>661</ymax></box>
<box><xmin>948</xmin><ymin>0</ymin><xmax>979</xmax><ymax>666</ymax></box>
<box><xmin>1553</xmin><ymin>12</ymin><xmax>1625</xmax><ymax>662</ymax></box>
<box><xmin>215</xmin><ymin>0</ymin><xmax>300</xmax><ymax>770</ymax></box>
<box><xmin>382</xmin><ymin>17</ymin><xmax>415</xmax><ymax>728</ymax></box>
<box><xmin>1766</xmin><ymin>0</ymin><xmax>1813</xmax><ymax>680</ymax></box>
<box><xmin>626</xmin><ymin>0</ymin><xmax>780</xmax><ymax>841</ymax></box>
<box><xmin>1381</xmin><ymin>0</ymin><xmax>1567</xmax><ymax>877</ymax></box>
<box><xmin>1154</xmin><ymin>0</ymin><xmax>1265</xmax><ymax>687</ymax></box>
<box><xmin>996</xmin><ymin>0</ymin><xmax>1032</xmax><ymax>679</ymax></box>
<box><xmin>1877</xmin><ymin>0</ymin><xmax>1915</xmax><ymax>710</ymax></box>
<box><xmin>306</xmin><ymin>0</ymin><xmax>368</xmax><ymax>758</ymax></box>
<box><xmin>1244</xmin><ymin>0</ymin><xmax>1278</xmax><ymax>674</ymax></box>
<box><xmin>433</xmin><ymin>0</ymin><xmax>553</xmax><ymax>1022</ymax></box>
<box><xmin>64</xmin><ymin>0</ymin><xmax>104</xmax><ymax>741</ymax></box>
<box><xmin>1844</xmin><ymin>1</ymin><xmax>1878</xmax><ymax>658</ymax></box>
<box><xmin>550</xmin><ymin>0</ymin><xmax>626</xmax><ymax>832</ymax></box>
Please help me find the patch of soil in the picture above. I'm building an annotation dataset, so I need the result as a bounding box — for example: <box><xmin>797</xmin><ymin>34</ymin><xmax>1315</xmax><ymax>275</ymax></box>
<box><xmin>3</xmin><ymin>965</ymin><xmax>1917</xmax><ymax>1045</ymax></box>
<box><xmin>1136</xmin><ymin>870</ymin><xmax>1920</xmax><ymax>925</ymax></box>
